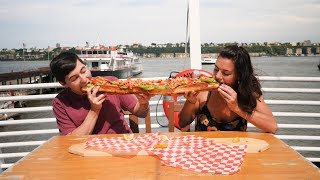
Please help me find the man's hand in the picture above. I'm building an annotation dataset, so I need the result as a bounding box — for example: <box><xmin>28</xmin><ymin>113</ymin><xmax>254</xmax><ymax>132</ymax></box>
<box><xmin>86</xmin><ymin>86</ymin><xmax>106</xmax><ymax>112</ymax></box>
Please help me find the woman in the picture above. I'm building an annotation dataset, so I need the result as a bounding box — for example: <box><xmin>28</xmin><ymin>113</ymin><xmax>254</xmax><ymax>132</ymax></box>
<box><xmin>178</xmin><ymin>45</ymin><xmax>278</xmax><ymax>133</ymax></box>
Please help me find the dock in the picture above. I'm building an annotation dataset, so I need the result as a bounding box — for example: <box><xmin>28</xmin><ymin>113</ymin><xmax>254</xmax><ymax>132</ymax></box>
<box><xmin>0</xmin><ymin>67</ymin><xmax>53</xmax><ymax>85</ymax></box>
<box><xmin>0</xmin><ymin>67</ymin><xmax>55</xmax><ymax>120</ymax></box>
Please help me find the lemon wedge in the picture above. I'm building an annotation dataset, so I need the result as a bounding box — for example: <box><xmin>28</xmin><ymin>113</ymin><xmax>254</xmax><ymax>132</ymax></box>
<box><xmin>153</xmin><ymin>144</ymin><xmax>168</xmax><ymax>149</ymax></box>
<box><xmin>232</xmin><ymin>137</ymin><xmax>240</xmax><ymax>143</ymax></box>
<box><xmin>158</xmin><ymin>135</ymin><xmax>169</xmax><ymax>141</ymax></box>
<box><xmin>123</xmin><ymin>133</ymin><xmax>134</xmax><ymax>141</ymax></box>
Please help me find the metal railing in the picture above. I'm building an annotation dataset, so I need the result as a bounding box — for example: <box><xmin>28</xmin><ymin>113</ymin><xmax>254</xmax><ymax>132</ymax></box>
<box><xmin>0</xmin><ymin>76</ymin><xmax>320</xmax><ymax>170</ymax></box>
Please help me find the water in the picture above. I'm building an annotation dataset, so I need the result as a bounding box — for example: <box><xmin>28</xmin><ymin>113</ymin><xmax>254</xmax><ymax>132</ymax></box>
<box><xmin>0</xmin><ymin>56</ymin><xmax>320</xmax><ymax>166</ymax></box>
<box><xmin>136</xmin><ymin>56</ymin><xmax>320</xmax><ymax>78</ymax></box>
<box><xmin>0</xmin><ymin>61</ymin><xmax>50</xmax><ymax>74</ymax></box>
<box><xmin>1</xmin><ymin>56</ymin><xmax>319</xmax><ymax>76</ymax></box>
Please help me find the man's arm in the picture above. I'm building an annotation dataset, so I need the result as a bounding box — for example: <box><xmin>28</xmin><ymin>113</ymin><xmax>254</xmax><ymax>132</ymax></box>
<box><xmin>69</xmin><ymin>109</ymin><xmax>100</xmax><ymax>135</ymax></box>
<box><xmin>68</xmin><ymin>86</ymin><xmax>106</xmax><ymax>135</ymax></box>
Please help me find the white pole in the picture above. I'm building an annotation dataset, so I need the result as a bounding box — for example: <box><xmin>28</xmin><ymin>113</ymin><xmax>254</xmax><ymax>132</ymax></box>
<box><xmin>47</xmin><ymin>46</ymin><xmax>50</xmax><ymax>61</ymax></box>
<box><xmin>23</xmin><ymin>47</ymin><xmax>25</xmax><ymax>61</ymax></box>
<box><xmin>188</xmin><ymin>0</ymin><xmax>202</xmax><ymax>69</ymax></box>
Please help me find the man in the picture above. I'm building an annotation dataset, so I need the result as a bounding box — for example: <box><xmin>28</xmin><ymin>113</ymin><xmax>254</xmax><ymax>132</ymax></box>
<box><xmin>50</xmin><ymin>52</ymin><xmax>152</xmax><ymax>135</ymax></box>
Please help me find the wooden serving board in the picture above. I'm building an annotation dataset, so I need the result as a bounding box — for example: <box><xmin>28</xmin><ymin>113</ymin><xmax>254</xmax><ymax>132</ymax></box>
<box><xmin>68</xmin><ymin>138</ymin><xmax>269</xmax><ymax>157</ymax></box>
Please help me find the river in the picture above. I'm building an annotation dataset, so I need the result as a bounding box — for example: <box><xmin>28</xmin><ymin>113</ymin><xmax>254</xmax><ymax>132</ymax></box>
<box><xmin>1</xmin><ymin>56</ymin><xmax>319</xmax><ymax>76</ymax></box>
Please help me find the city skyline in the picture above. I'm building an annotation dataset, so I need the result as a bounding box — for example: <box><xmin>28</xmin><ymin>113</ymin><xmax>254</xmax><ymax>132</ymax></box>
<box><xmin>0</xmin><ymin>0</ymin><xmax>319</xmax><ymax>49</ymax></box>
<box><xmin>2</xmin><ymin>39</ymin><xmax>319</xmax><ymax>51</ymax></box>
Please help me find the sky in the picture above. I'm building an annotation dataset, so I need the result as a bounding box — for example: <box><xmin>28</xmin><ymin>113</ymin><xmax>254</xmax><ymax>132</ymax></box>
<box><xmin>0</xmin><ymin>0</ymin><xmax>319</xmax><ymax>49</ymax></box>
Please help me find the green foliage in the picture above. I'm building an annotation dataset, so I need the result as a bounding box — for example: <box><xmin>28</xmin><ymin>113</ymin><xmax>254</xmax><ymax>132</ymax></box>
<box><xmin>201</xmin><ymin>46</ymin><xmax>222</xmax><ymax>53</ymax></box>
<box><xmin>68</xmin><ymin>48</ymin><xmax>79</xmax><ymax>54</ymax></box>
<box><xmin>270</xmin><ymin>45</ymin><xmax>286</xmax><ymax>55</ymax></box>
<box><xmin>128</xmin><ymin>46</ymin><xmax>185</xmax><ymax>56</ymax></box>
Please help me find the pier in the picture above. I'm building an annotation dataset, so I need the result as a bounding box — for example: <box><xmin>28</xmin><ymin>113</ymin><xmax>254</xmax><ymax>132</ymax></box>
<box><xmin>0</xmin><ymin>67</ymin><xmax>55</xmax><ymax>120</ymax></box>
<box><xmin>0</xmin><ymin>67</ymin><xmax>53</xmax><ymax>85</ymax></box>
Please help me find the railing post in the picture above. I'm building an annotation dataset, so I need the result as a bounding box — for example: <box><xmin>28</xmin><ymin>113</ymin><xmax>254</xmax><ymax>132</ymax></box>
<box><xmin>39</xmin><ymin>75</ymin><xmax>42</xmax><ymax>94</ymax></box>
<box><xmin>10</xmin><ymin>90</ymin><xmax>14</xmax><ymax>108</ymax></box>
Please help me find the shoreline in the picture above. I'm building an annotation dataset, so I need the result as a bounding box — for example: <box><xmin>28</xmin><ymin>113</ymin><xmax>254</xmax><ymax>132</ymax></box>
<box><xmin>1</xmin><ymin>54</ymin><xmax>320</xmax><ymax>62</ymax></box>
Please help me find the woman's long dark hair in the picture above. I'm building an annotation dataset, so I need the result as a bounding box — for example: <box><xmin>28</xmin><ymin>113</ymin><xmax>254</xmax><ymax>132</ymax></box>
<box><xmin>218</xmin><ymin>45</ymin><xmax>262</xmax><ymax>113</ymax></box>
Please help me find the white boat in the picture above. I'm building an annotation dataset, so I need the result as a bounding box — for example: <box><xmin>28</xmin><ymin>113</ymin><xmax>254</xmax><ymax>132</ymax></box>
<box><xmin>201</xmin><ymin>57</ymin><xmax>216</xmax><ymax>64</ymax></box>
<box><xmin>77</xmin><ymin>45</ymin><xmax>133</xmax><ymax>79</ymax></box>
<box><xmin>131</xmin><ymin>56</ymin><xmax>143</xmax><ymax>76</ymax></box>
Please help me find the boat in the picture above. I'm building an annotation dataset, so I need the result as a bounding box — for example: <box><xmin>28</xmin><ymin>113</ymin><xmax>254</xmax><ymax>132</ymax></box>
<box><xmin>201</xmin><ymin>57</ymin><xmax>216</xmax><ymax>64</ymax></box>
<box><xmin>77</xmin><ymin>45</ymin><xmax>133</xmax><ymax>79</ymax></box>
<box><xmin>131</xmin><ymin>56</ymin><xmax>143</xmax><ymax>76</ymax></box>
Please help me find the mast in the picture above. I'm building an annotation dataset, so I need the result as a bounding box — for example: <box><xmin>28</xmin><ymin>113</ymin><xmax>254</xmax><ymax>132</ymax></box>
<box><xmin>23</xmin><ymin>43</ymin><xmax>26</xmax><ymax>61</ymax></box>
<box><xmin>47</xmin><ymin>46</ymin><xmax>50</xmax><ymax>61</ymax></box>
<box><xmin>188</xmin><ymin>0</ymin><xmax>202</xmax><ymax>69</ymax></box>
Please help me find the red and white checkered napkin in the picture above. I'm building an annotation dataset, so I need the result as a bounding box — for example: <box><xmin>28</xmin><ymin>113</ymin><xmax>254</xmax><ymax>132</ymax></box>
<box><xmin>148</xmin><ymin>135</ymin><xmax>214</xmax><ymax>156</ymax></box>
<box><xmin>86</xmin><ymin>134</ymin><xmax>247</xmax><ymax>174</ymax></box>
<box><xmin>85</xmin><ymin>133</ymin><xmax>159</xmax><ymax>152</ymax></box>
<box><xmin>148</xmin><ymin>135</ymin><xmax>247</xmax><ymax>175</ymax></box>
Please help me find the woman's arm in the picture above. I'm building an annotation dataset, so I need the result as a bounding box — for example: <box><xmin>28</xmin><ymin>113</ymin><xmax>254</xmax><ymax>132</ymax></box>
<box><xmin>131</xmin><ymin>94</ymin><xmax>153</xmax><ymax>118</ymax></box>
<box><xmin>178</xmin><ymin>91</ymin><xmax>207</xmax><ymax>128</ymax></box>
<box><xmin>218</xmin><ymin>84</ymin><xmax>278</xmax><ymax>133</ymax></box>
<box><xmin>236</xmin><ymin>96</ymin><xmax>278</xmax><ymax>133</ymax></box>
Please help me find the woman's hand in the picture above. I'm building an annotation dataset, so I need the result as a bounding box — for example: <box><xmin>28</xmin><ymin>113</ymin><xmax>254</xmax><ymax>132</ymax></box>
<box><xmin>217</xmin><ymin>84</ymin><xmax>239</xmax><ymax>111</ymax></box>
<box><xmin>132</xmin><ymin>94</ymin><xmax>153</xmax><ymax>117</ymax></box>
<box><xmin>86</xmin><ymin>86</ymin><xmax>106</xmax><ymax>112</ymax></box>
<box><xmin>183</xmin><ymin>91</ymin><xmax>200</xmax><ymax>104</ymax></box>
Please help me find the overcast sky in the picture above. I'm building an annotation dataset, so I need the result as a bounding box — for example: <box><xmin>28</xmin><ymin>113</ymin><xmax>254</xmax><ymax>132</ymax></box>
<box><xmin>0</xmin><ymin>0</ymin><xmax>319</xmax><ymax>49</ymax></box>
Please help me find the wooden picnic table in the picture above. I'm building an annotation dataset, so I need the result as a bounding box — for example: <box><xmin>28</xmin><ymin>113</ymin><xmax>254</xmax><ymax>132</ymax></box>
<box><xmin>1</xmin><ymin>131</ymin><xmax>319</xmax><ymax>179</ymax></box>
